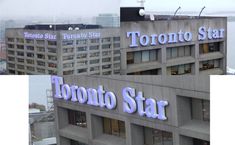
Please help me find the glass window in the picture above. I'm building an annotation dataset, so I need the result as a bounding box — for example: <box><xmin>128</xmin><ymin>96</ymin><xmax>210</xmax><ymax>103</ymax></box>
<box><xmin>16</xmin><ymin>38</ymin><xmax>24</xmax><ymax>43</ymax></box>
<box><xmin>17</xmin><ymin>45</ymin><xmax>24</xmax><ymax>50</ymax></box>
<box><xmin>199</xmin><ymin>59</ymin><xmax>221</xmax><ymax>71</ymax></box>
<box><xmin>200</xmin><ymin>42</ymin><xmax>221</xmax><ymax>54</ymax></box>
<box><xmin>168</xmin><ymin>64</ymin><xmax>192</xmax><ymax>75</ymax></box>
<box><xmin>8</xmin><ymin>50</ymin><xmax>15</xmax><ymax>55</ymax></box>
<box><xmin>63</xmin><ymin>70</ymin><xmax>74</xmax><ymax>75</ymax></box>
<box><xmin>102</xmin><ymin>38</ymin><xmax>111</xmax><ymax>43</ymax></box>
<box><xmin>103</xmin><ymin>117</ymin><xmax>125</xmax><ymax>138</ymax></box>
<box><xmin>48</xmin><ymin>48</ymin><xmax>57</xmax><ymax>53</ymax></box>
<box><xmin>89</xmin><ymin>45</ymin><xmax>99</xmax><ymax>51</ymax></box>
<box><xmin>70</xmin><ymin>139</ymin><xmax>87</xmax><ymax>145</ymax></box>
<box><xmin>76</xmin><ymin>39</ymin><xmax>87</xmax><ymax>45</ymax></box>
<box><xmin>68</xmin><ymin>109</ymin><xmax>87</xmax><ymax>128</ymax></box>
<box><xmin>62</xmin><ymin>40</ymin><xmax>73</xmax><ymax>46</ymax></box>
<box><xmin>77</xmin><ymin>47</ymin><xmax>87</xmax><ymax>52</ymax></box>
<box><xmin>90</xmin><ymin>38</ymin><xmax>99</xmax><ymax>43</ymax></box>
<box><xmin>144</xmin><ymin>128</ymin><xmax>173</xmax><ymax>145</ymax></box>
<box><xmin>102</xmin><ymin>44</ymin><xmax>111</xmax><ymax>49</ymax></box>
<box><xmin>63</xmin><ymin>55</ymin><xmax>74</xmax><ymax>61</ymax></box>
<box><xmin>202</xmin><ymin>100</ymin><xmax>210</xmax><ymax>121</ymax></box>
<box><xmin>7</xmin><ymin>38</ymin><xmax>14</xmax><ymax>42</ymax></box>
<box><xmin>26</xmin><ymin>46</ymin><xmax>34</xmax><ymax>51</ymax></box>
<box><xmin>48</xmin><ymin>55</ymin><xmax>57</xmax><ymax>61</ymax></box>
<box><xmin>17</xmin><ymin>52</ymin><xmax>24</xmax><ymax>56</ymax></box>
<box><xmin>90</xmin><ymin>59</ymin><xmax>99</xmax><ymax>64</ymax></box>
<box><xmin>37</xmin><ymin>47</ymin><xmax>45</xmax><ymax>52</ymax></box>
<box><xmin>171</xmin><ymin>47</ymin><xmax>177</xmax><ymax>58</ymax></box>
<box><xmin>77</xmin><ymin>68</ymin><xmax>87</xmax><ymax>73</ymax></box>
<box><xmin>48</xmin><ymin>41</ymin><xmax>57</xmax><ymax>46</ymax></box>
<box><xmin>127</xmin><ymin>52</ymin><xmax>134</xmax><ymax>64</ymax></box>
<box><xmin>191</xmin><ymin>98</ymin><xmax>210</xmax><ymax>122</ymax></box>
<box><xmin>48</xmin><ymin>63</ymin><xmax>57</xmax><ymax>68</ymax></box>
<box><xmin>102</xmin><ymin>57</ymin><xmax>111</xmax><ymax>63</ymax></box>
<box><xmin>37</xmin><ymin>40</ymin><xmax>44</xmax><ymax>45</ymax></box>
<box><xmin>113</xmin><ymin>43</ymin><xmax>120</xmax><ymax>48</ymax></box>
<box><xmin>142</xmin><ymin>50</ymin><xmax>150</xmax><ymax>62</ymax></box>
<box><xmin>77</xmin><ymin>54</ymin><xmax>87</xmax><ymax>59</ymax></box>
<box><xmin>150</xmin><ymin>50</ymin><xmax>157</xmax><ymax>61</ymax></box>
<box><xmin>113</xmin><ymin>37</ymin><xmax>120</xmax><ymax>42</ymax></box>
<box><xmin>7</xmin><ymin>44</ymin><xmax>14</xmax><ymax>48</ymax></box>
<box><xmin>134</xmin><ymin>51</ymin><xmax>141</xmax><ymax>64</ymax></box>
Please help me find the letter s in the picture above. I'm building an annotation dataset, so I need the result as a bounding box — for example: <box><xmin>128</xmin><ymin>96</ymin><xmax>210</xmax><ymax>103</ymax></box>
<box><xmin>198</xmin><ymin>26</ymin><xmax>206</xmax><ymax>41</ymax></box>
<box><xmin>122</xmin><ymin>87</ymin><xmax>137</xmax><ymax>113</ymax></box>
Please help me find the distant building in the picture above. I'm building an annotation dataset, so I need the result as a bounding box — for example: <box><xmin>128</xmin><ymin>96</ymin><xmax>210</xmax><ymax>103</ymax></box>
<box><xmin>96</xmin><ymin>14</ymin><xmax>120</xmax><ymax>27</ymax></box>
<box><xmin>5</xmin><ymin>24</ymin><xmax>120</xmax><ymax>75</ymax></box>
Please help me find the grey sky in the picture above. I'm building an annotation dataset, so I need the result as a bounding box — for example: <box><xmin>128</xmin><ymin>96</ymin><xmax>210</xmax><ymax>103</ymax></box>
<box><xmin>29</xmin><ymin>75</ymin><xmax>51</xmax><ymax>107</ymax></box>
<box><xmin>0</xmin><ymin>0</ymin><xmax>120</xmax><ymax>18</ymax></box>
<box><xmin>121</xmin><ymin>0</ymin><xmax>235</xmax><ymax>12</ymax></box>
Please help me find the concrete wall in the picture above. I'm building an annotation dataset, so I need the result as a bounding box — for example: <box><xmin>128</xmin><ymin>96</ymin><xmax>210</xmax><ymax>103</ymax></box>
<box><xmin>53</xmin><ymin>75</ymin><xmax>210</xmax><ymax>145</ymax></box>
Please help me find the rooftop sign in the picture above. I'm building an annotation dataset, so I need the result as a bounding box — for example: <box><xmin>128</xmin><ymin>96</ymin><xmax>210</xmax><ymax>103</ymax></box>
<box><xmin>127</xmin><ymin>26</ymin><xmax>225</xmax><ymax>47</ymax></box>
<box><xmin>24</xmin><ymin>32</ymin><xmax>56</xmax><ymax>40</ymax></box>
<box><xmin>51</xmin><ymin>76</ymin><xmax>169</xmax><ymax>121</ymax></box>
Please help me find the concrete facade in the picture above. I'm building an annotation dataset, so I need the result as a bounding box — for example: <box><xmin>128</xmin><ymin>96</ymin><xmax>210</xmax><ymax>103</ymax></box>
<box><xmin>120</xmin><ymin>16</ymin><xmax>227</xmax><ymax>75</ymax></box>
<box><xmin>5</xmin><ymin>27</ymin><xmax>120</xmax><ymax>75</ymax></box>
<box><xmin>53</xmin><ymin>75</ymin><xmax>210</xmax><ymax>145</ymax></box>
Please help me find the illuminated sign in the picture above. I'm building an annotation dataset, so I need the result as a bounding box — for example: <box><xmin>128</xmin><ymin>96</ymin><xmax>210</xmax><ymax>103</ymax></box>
<box><xmin>127</xmin><ymin>26</ymin><xmax>225</xmax><ymax>48</ymax></box>
<box><xmin>62</xmin><ymin>32</ymin><xmax>101</xmax><ymax>40</ymax></box>
<box><xmin>51</xmin><ymin>76</ymin><xmax>169</xmax><ymax>121</ymax></box>
<box><xmin>24</xmin><ymin>32</ymin><xmax>56</xmax><ymax>40</ymax></box>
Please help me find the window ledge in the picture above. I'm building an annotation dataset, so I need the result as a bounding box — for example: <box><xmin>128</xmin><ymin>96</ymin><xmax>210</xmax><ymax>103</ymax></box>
<box><xmin>93</xmin><ymin>134</ymin><xmax>126</xmax><ymax>145</ymax></box>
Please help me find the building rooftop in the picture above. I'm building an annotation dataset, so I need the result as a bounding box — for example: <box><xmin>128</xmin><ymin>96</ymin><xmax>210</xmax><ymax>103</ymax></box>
<box><xmin>24</xmin><ymin>24</ymin><xmax>102</xmax><ymax>30</ymax></box>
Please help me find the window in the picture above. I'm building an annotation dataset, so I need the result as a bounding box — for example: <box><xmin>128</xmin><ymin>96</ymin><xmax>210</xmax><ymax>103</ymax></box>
<box><xmin>103</xmin><ymin>117</ymin><xmax>125</xmax><ymax>138</ymax></box>
<box><xmin>17</xmin><ymin>45</ymin><xmax>24</xmax><ymax>50</ymax></box>
<box><xmin>90</xmin><ymin>52</ymin><xmax>99</xmax><ymax>57</ymax></box>
<box><xmin>103</xmin><ymin>71</ymin><xmax>111</xmax><ymax>75</ymax></box>
<box><xmin>37</xmin><ymin>47</ymin><xmax>45</xmax><ymax>52</ymax></box>
<box><xmin>26</xmin><ymin>46</ymin><xmax>34</xmax><ymax>51</ymax></box>
<box><xmin>17</xmin><ymin>58</ymin><xmax>24</xmax><ymax>63</ymax></box>
<box><xmin>26</xmin><ymin>39</ymin><xmax>34</xmax><ymax>44</ymax></box>
<box><xmin>89</xmin><ymin>45</ymin><xmax>99</xmax><ymax>51</ymax></box>
<box><xmin>63</xmin><ymin>62</ymin><xmax>74</xmax><ymax>68</ymax></box>
<box><xmin>113</xmin><ymin>56</ymin><xmax>120</xmax><ymax>61</ymax></box>
<box><xmin>167</xmin><ymin>64</ymin><xmax>192</xmax><ymax>75</ymax></box>
<box><xmin>127</xmin><ymin>49</ymin><xmax>159</xmax><ymax>64</ymax></box>
<box><xmin>90</xmin><ymin>66</ymin><xmax>99</xmax><ymax>72</ymax></box>
<box><xmin>63</xmin><ymin>70</ymin><xmax>74</xmax><ymax>75</ymax></box>
<box><xmin>37</xmin><ymin>61</ymin><xmax>45</xmax><ymax>66</ymax></box>
<box><xmin>37</xmin><ymin>40</ymin><xmax>44</xmax><ymax>45</ymax></box>
<box><xmin>48</xmin><ymin>70</ymin><xmax>57</xmax><ymax>75</ymax></box>
<box><xmin>16</xmin><ymin>38</ymin><xmax>24</xmax><ymax>43</ymax></box>
<box><xmin>62</xmin><ymin>40</ymin><xmax>73</xmax><ymax>46</ymax></box>
<box><xmin>48</xmin><ymin>48</ymin><xmax>57</xmax><ymax>53</ymax></box>
<box><xmin>102</xmin><ymin>57</ymin><xmax>111</xmax><ymax>63</ymax></box>
<box><xmin>37</xmin><ymin>68</ymin><xmax>45</xmax><ymax>73</ymax></box>
<box><xmin>199</xmin><ymin>42</ymin><xmax>221</xmax><ymax>54</ymax></box>
<box><xmin>77</xmin><ymin>47</ymin><xmax>87</xmax><ymax>52</ymax></box>
<box><xmin>63</xmin><ymin>55</ymin><xmax>74</xmax><ymax>61</ymax></box>
<box><xmin>102</xmin><ymin>51</ymin><xmax>111</xmax><ymax>56</ymax></box>
<box><xmin>113</xmin><ymin>37</ymin><xmax>120</xmax><ymax>42</ymax></box>
<box><xmin>48</xmin><ymin>41</ymin><xmax>57</xmax><ymax>46</ymax></box>
<box><xmin>48</xmin><ymin>63</ymin><xmax>57</xmax><ymax>68</ymax></box>
<box><xmin>17</xmin><ymin>64</ymin><xmax>24</xmax><ymax>69</ymax></box>
<box><xmin>27</xmin><ymin>59</ymin><xmax>34</xmax><ymax>64</ymax></box>
<box><xmin>37</xmin><ymin>54</ymin><xmax>45</xmax><ymax>59</ymax></box>
<box><xmin>63</xmin><ymin>48</ymin><xmax>74</xmax><ymax>53</ymax></box>
<box><xmin>90</xmin><ymin>38</ymin><xmax>99</xmax><ymax>43</ymax></box>
<box><xmin>77</xmin><ymin>60</ymin><xmax>87</xmax><ymax>66</ymax></box>
<box><xmin>191</xmin><ymin>99</ymin><xmax>210</xmax><ymax>122</ymax></box>
<box><xmin>167</xmin><ymin>45</ymin><xmax>193</xmax><ymax>59</ymax></box>
<box><xmin>199</xmin><ymin>59</ymin><xmax>220</xmax><ymax>71</ymax></box>
<box><xmin>90</xmin><ymin>59</ymin><xmax>99</xmax><ymax>64</ymax></box>
<box><xmin>8</xmin><ymin>50</ymin><xmax>15</xmax><ymax>55</ymax></box>
<box><xmin>114</xmin><ymin>50</ymin><xmax>120</xmax><ymax>54</ymax></box>
<box><xmin>102</xmin><ymin>64</ymin><xmax>111</xmax><ymax>69</ymax></box>
<box><xmin>193</xmin><ymin>138</ymin><xmax>210</xmax><ymax>145</ymax></box>
<box><xmin>68</xmin><ymin>109</ymin><xmax>87</xmax><ymax>127</ymax></box>
<box><xmin>48</xmin><ymin>55</ymin><xmax>57</xmax><ymax>61</ymax></box>
<box><xmin>8</xmin><ymin>57</ymin><xmax>15</xmax><ymax>62</ymax></box>
<box><xmin>8</xmin><ymin>63</ymin><xmax>15</xmax><ymax>68</ymax></box>
<box><xmin>127</xmin><ymin>69</ymin><xmax>159</xmax><ymax>75</ymax></box>
<box><xmin>8</xmin><ymin>44</ymin><xmax>14</xmax><ymax>48</ymax></box>
<box><xmin>77</xmin><ymin>68</ymin><xmax>87</xmax><ymax>73</ymax></box>
<box><xmin>76</xmin><ymin>39</ymin><xmax>87</xmax><ymax>45</ymax></box>
<box><xmin>77</xmin><ymin>54</ymin><xmax>87</xmax><ymax>59</ymax></box>
<box><xmin>7</xmin><ymin>38</ymin><xmax>14</xmax><ymax>42</ymax></box>
<box><xmin>144</xmin><ymin>128</ymin><xmax>173</xmax><ymax>145</ymax></box>
<box><xmin>27</xmin><ymin>66</ymin><xmax>35</xmax><ymax>71</ymax></box>
<box><xmin>102</xmin><ymin>44</ymin><xmax>111</xmax><ymax>49</ymax></box>
<box><xmin>17</xmin><ymin>52</ymin><xmax>24</xmax><ymax>57</ymax></box>
<box><xmin>102</xmin><ymin>38</ymin><xmax>111</xmax><ymax>43</ymax></box>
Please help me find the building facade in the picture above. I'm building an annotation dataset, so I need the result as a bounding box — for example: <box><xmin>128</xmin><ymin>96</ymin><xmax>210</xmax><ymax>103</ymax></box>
<box><xmin>120</xmin><ymin>8</ymin><xmax>227</xmax><ymax>75</ymax></box>
<box><xmin>52</xmin><ymin>75</ymin><xmax>210</xmax><ymax>145</ymax></box>
<box><xmin>5</xmin><ymin>24</ymin><xmax>120</xmax><ymax>75</ymax></box>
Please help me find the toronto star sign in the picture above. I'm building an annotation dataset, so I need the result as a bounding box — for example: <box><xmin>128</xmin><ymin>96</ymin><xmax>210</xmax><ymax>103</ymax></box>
<box><xmin>126</xmin><ymin>26</ymin><xmax>225</xmax><ymax>47</ymax></box>
<box><xmin>51</xmin><ymin>76</ymin><xmax>169</xmax><ymax>121</ymax></box>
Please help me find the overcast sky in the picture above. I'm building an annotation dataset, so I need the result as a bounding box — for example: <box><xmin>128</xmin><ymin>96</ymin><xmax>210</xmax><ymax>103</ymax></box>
<box><xmin>121</xmin><ymin>0</ymin><xmax>235</xmax><ymax>12</ymax></box>
<box><xmin>0</xmin><ymin>0</ymin><xmax>120</xmax><ymax>18</ymax></box>
<box><xmin>0</xmin><ymin>0</ymin><xmax>234</xmax><ymax>19</ymax></box>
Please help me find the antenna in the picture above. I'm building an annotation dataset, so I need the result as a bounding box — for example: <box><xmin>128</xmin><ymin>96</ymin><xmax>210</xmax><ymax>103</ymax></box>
<box><xmin>174</xmin><ymin>6</ymin><xmax>181</xmax><ymax>17</ymax></box>
<box><xmin>199</xmin><ymin>6</ymin><xmax>206</xmax><ymax>17</ymax></box>
<box><xmin>137</xmin><ymin>0</ymin><xmax>146</xmax><ymax>7</ymax></box>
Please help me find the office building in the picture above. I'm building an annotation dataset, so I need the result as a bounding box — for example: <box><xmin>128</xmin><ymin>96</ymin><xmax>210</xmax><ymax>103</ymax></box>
<box><xmin>96</xmin><ymin>14</ymin><xmax>120</xmax><ymax>28</ymax></box>
<box><xmin>52</xmin><ymin>75</ymin><xmax>210</xmax><ymax>145</ymax></box>
<box><xmin>5</xmin><ymin>24</ymin><xmax>120</xmax><ymax>75</ymax></box>
<box><xmin>120</xmin><ymin>7</ymin><xmax>227</xmax><ymax>75</ymax></box>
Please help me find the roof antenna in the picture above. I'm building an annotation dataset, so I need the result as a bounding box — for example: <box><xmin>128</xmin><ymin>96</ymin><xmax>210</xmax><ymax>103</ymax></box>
<box><xmin>199</xmin><ymin>6</ymin><xmax>206</xmax><ymax>18</ymax></box>
<box><xmin>174</xmin><ymin>6</ymin><xmax>181</xmax><ymax>17</ymax></box>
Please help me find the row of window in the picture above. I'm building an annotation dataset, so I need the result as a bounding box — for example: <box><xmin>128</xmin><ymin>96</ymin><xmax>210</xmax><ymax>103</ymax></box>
<box><xmin>127</xmin><ymin>42</ymin><xmax>223</xmax><ymax>65</ymax></box>
<box><xmin>63</xmin><ymin>52</ymin><xmax>120</xmax><ymax>60</ymax></box>
<box><xmin>8</xmin><ymin>55</ymin><xmax>57</xmax><ymax>62</ymax></box>
<box><xmin>62</xmin><ymin>37</ymin><xmax>120</xmax><ymax>46</ymax></box>
<box><xmin>8</xmin><ymin>62</ymin><xmax>57</xmax><ymax>68</ymax></box>
<box><xmin>7</xmin><ymin>68</ymin><xmax>57</xmax><ymax>74</ymax></box>
<box><xmin>7</xmin><ymin>38</ymin><xmax>57</xmax><ymax>45</ymax></box>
